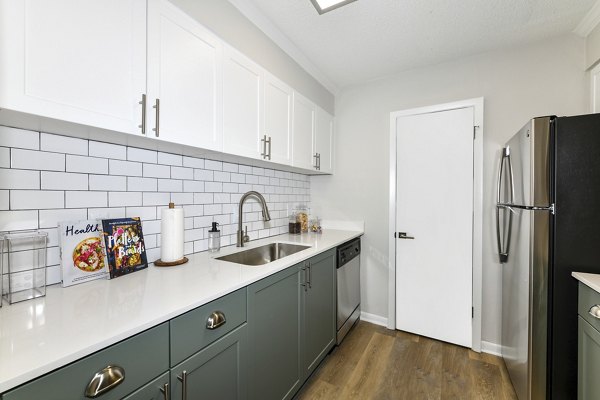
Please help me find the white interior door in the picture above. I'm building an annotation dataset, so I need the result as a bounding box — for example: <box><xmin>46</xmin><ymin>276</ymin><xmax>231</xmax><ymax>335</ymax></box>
<box><xmin>395</xmin><ymin>106</ymin><xmax>474</xmax><ymax>347</ymax></box>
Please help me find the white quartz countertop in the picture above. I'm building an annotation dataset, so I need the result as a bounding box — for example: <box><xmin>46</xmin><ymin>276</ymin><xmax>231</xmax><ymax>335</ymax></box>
<box><xmin>0</xmin><ymin>229</ymin><xmax>362</xmax><ymax>393</ymax></box>
<box><xmin>572</xmin><ymin>272</ymin><xmax>600</xmax><ymax>294</ymax></box>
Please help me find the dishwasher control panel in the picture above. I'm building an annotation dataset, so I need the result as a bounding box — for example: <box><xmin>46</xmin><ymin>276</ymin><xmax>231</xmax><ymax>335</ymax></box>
<box><xmin>337</xmin><ymin>238</ymin><xmax>361</xmax><ymax>268</ymax></box>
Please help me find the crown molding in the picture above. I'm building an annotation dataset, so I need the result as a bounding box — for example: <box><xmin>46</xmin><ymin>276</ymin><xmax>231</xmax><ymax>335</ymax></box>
<box><xmin>227</xmin><ymin>0</ymin><xmax>339</xmax><ymax>95</ymax></box>
<box><xmin>574</xmin><ymin>0</ymin><xmax>600</xmax><ymax>37</ymax></box>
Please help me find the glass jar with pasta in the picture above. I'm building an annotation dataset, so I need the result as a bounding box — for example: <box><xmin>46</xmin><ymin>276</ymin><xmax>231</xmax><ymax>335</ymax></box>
<box><xmin>294</xmin><ymin>205</ymin><xmax>310</xmax><ymax>233</ymax></box>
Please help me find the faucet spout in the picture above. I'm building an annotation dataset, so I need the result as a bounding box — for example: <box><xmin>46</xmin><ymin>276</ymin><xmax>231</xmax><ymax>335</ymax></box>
<box><xmin>237</xmin><ymin>191</ymin><xmax>271</xmax><ymax>247</ymax></box>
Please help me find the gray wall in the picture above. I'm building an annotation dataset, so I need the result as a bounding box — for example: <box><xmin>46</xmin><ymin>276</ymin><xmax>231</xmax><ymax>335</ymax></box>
<box><xmin>170</xmin><ymin>0</ymin><xmax>335</xmax><ymax>114</ymax></box>
<box><xmin>311</xmin><ymin>34</ymin><xmax>587</xmax><ymax>348</ymax></box>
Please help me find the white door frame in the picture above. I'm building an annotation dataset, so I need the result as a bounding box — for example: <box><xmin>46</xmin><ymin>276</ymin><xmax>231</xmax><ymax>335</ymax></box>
<box><xmin>388</xmin><ymin>97</ymin><xmax>484</xmax><ymax>352</ymax></box>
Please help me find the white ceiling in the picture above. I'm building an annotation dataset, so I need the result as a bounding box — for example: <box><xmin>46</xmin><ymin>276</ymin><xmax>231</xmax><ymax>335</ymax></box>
<box><xmin>230</xmin><ymin>0</ymin><xmax>597</xmax><ymax>91</ymax></box>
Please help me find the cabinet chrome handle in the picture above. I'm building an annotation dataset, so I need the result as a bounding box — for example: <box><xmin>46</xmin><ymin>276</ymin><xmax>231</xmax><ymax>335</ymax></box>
<box><xmin>139</xmin><ymin>94</ymin><xmax>146</xmax><ymax>135</ymax></box>
<box><xmin>266</xmin><ymin>136</ymin><xmax>272</xmax><ymax>160</ymax></box>
<box><xmin>314</xmin><ymin>153</ymin><xmax>319</xmax><ymax>169</ymax></box>
<box><xmin>153</xmin><ymin>98</ymin><xmax>160</xmax><ymax>137</ymax></box>
<box><xmin>177</xmin><ymin>371</ymin><xmax>187</xmax><ymax>400</ymax></box>
<box><xmin>160</xmin><ymin>382</ymin><xmax>170</xmax><ymax>400</ymax></box>
<box><xmin>300</xmin><ymin>266</ymin><xmax>307</xmax><ymax>292</ymax></box>
<box><xmin>589</xmin><ymin>305</ymin><xmax>600</xmax><ymax>319</ymax></box>
<box><xmin>206</xmin><ymin>311</ymin><xmax>226</xmax><ymax>329</ymax></box>
<box><xmin>317</xmin><ymin>153</ymin><xmax>321</xmax><ymax>170</ymax></box>
<box><xmin>261</xmin><ymin>135</ymin><xmax>267</xmax><ymax>158</ymax></box>
<box><xmin>84</xmin><ymin>365</ymin><xmax>125</xmax><ymax>398</ymax></box>
<box><xmin>307</xmin><ymin>262</ymin><xmax>312</xmax><ymax>289</ymax></box>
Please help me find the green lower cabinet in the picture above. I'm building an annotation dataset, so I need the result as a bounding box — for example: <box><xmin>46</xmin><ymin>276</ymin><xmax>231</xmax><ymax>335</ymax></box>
<box><xmin>247</xmin><ymin>264</ymin><xmax>302</xmax><ymax>400</ymax></box>
<box><xmin>247</xmin><ymin>249</ymin><xmax>336</xmax><ymax>400</ymax></box>
<box><xmin>170</xmin><ymin>324</ymin><xmax>248</xmax><ymax>400</ymax></box>
<box><xmin>300</xmin><ymin>249</ymin><xmax>336</xmax><ymax>380</ymax></box>
<box><xmin>578</xmin><ymin>316</ymin><xmax>600</xmax><ymax>400</ymax></box>
<box><xmin>123</xmin><ymin>372</ymin><xmax>169</xmax><ymax>400</ymax></box>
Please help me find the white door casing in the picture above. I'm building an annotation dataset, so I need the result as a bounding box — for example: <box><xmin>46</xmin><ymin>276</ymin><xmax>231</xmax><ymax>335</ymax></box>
<box><xmin>388</xmin><ymin>98</ymin><xmax>483</xmax><ymax>351</ymax></box>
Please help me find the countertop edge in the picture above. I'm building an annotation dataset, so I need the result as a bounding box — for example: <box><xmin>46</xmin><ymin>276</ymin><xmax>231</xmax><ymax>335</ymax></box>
<box><xmin>572</xmin><ymin>271</ymin><xmax>600</xmax><ymax>294</ymax></box>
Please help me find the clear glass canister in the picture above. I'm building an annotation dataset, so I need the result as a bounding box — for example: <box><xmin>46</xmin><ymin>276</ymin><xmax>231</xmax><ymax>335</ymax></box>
<box><xmin>295</xmin><ymin>205</ymin><xmax>310</xmax><ymax>233</ymax></box>
<box><xmin>289</xmin><ymin>212</ymin><xmax>301</xmax><ymax>234</ymax></box>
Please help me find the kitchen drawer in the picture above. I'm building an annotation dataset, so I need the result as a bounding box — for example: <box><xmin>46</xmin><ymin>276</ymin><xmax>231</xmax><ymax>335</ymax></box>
<box><xmin>578</xmin><ymin>282</ymin><xmax>600</xmax><ymax>332</ymax></box>
<box><xmin>170</xmin><ymin>287</ymin><xmax>247</xmax><ymax>366</ymax></box>
<box><xmin>3</xmin><ymin>323</ymin><xmax>169</xmax><ymax>400</ymax></box>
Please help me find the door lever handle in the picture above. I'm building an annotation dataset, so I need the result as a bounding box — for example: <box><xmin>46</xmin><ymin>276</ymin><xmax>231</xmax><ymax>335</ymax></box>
<box><xmin>396</xmin><ymin>232</ymin><xmax>414</xmax><ymax>239</ymax></box>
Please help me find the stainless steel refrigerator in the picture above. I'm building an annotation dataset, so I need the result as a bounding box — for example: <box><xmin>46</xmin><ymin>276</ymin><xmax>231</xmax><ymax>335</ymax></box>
<box><xmin>496</xmin><ymin>114</ymin><xmax>600</xmax><ymax>399</ymax></box>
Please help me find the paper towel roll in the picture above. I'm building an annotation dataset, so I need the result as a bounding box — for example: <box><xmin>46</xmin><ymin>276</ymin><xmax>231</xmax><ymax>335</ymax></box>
<box><xmin>160</xmin><ymin>205</ymin><xmax>184</xmax><ymax>262</ymax></box>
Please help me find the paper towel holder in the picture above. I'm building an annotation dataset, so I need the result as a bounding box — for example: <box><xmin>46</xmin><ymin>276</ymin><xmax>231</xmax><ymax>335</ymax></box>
<box><xmin>155</xmin><ymin>202</ymin><xmax>189</xmax><ymax>267</ymax></box>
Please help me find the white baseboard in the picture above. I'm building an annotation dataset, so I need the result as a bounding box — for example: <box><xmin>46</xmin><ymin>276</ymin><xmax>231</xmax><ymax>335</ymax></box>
<box><xmin>481</xmin><ymin>341</ymin><xmax>502</xmax><ymax>356</ymax></box>
<box><xmin>360</xmin><ymin>311</ymin><xmax>388</xmax><ymax>327</ymax></box>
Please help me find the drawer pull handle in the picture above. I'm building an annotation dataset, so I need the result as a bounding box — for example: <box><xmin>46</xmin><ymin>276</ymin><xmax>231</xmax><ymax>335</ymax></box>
<box><xmin>160</xmin><ymin>382</ymin><xmax>169</xmax><ymax>400</ymax></box>
<box><xmin>589</xmin><ymin>305</ymin><xmax>600</xmax><ymax>319</ymax></box>
<box><xmin>206</xmin><ymin>311</ymin><xmax>226</xmax><ymax>329</ymax></box>
<box><xmin>84</xmin><ymin>365</ymin><xmax>125</xmax><ymax>398</ymax></box>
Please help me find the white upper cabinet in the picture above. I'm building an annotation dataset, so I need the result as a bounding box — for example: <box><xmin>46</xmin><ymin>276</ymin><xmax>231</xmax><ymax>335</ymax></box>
<box><xmin>222</xmin><ymin>46</ymin><xmax>264</xmax><ymax>159</ymax></box>
<box><xmin>146</xmin><ymin>0</ymin><xmax>223</xmax><ymax>151</ymax></box>
<box><xmin>0</xmin><ymin>0</ymin><xmax>147</xmax><ymax>135</ymax></box>
<box><xmin>314</xmin><ymin>106</ymin><xmax>334</xmax><ymax>173</ymax></box>
<box><xmin>264</xmin><ymin>73</ymin><xmax>292</xmax><ymax>165</ymax></box>
<box><xmin>292</xmin><ymin>92</ymin><xmax>316</xmax><ymax>170</ymax></box>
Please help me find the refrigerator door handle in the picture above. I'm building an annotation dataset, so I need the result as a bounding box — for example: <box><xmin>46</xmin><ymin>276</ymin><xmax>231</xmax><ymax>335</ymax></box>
<box><xmin>496</xmin><ymin>147</ymin><xmax>514</xmax><ymax>263</ymax></box>
<box><xmin>497</xmin><ymin>203</ymin><xmax>555</xmax><ymax>214</ymax></box>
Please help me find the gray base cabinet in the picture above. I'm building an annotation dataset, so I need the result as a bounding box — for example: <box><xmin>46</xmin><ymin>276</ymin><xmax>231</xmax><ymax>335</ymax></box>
<box><xmin>247</xmin><ymin>249</ymin><xmax>336</xmax><ymax>400</ymax></box>
<box><xmin>171</xmin><ymin>324</ymin><xmax>248</xmax><ymax>400</ymax></box>
<box><xmin>301</xmin><ymin>250</ymin><xmax>336</xmax><ymax>379</ymax></box>
<box><xmin>578</xmin><ymin>282</ymin><xmax>600</xmax><ymax>400</ymax></box>
<box><xmin>248</xmin><ymin>264</ymin><xmax>302</xmax><ymax>400</ymax></box>
<box><xmin>123</xmin><ymin>372</ymin><xmax>170</xmax><ymax>400</ymax></box>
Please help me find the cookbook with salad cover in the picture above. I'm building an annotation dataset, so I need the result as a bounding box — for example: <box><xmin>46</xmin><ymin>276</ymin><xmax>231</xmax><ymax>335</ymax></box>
<box><xmin>102</xmin><ymin>217</ymin><xmax>148</xmax><ymax>278</ymax></box>
<box><xmin>59</xmin><ymin>219</ymin><xmax>109</xmax><ymax>287</ymax></box>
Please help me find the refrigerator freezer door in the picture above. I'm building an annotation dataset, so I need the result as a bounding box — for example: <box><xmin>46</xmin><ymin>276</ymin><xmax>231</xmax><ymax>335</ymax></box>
<box><xmin>501</xmin><ymin>117</ymin><xmax>551</xmax><ymax>400</ymax></box>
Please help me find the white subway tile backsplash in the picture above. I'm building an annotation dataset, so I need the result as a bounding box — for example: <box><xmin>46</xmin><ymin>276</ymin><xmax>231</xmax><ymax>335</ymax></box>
<box><xmin>109</xmin><ymin>192</ymin><xmax>142</xmax><ymax>207</ymax></box>
<box><xmin>126</xmin><ymin>206</ymin><xmax>156</xmax><ymax>220</ymax></box>
<box><xmin>39</xmin><ymin>208</ymin><xmax>87</xmax><ymax>228</ymax></box>
<box><xmin>10</xmin><ymin>190</ymin><xmax>64</xmax><ymax>210</ymax></box>
<box><xmin>128</xmin><ymin>177</ymin><xmax>157</xmax><ymax>192</ymax></box>
<box><xmin>183</xmin><ymin>156</ymin><xmax>204</xmax><ymax>169</ymax></box>
<box><xmin>41</xmin><ymin>133</ymin><xmax>87</xmax><ymax>155</ymax></box>
<box><xmin>0</xmin><ymin>169</ymin><xmax>40</xmax><ymax>190</ymax></box>
<box><xmin>109</xmin><ymin>160</ymin><xmax>143</xmax><ymax>176</ymax></box>
<box><xmin>89</xmin><ymin>141</ymin><xmax>127</xmax><ymax>160</ymax></box>
<box><xmin>158</xmin><ymin>179</ymin><xmax>182</xmax><ymax>192</ymax></box>
<box><xmin>205</xmin><ymin>182</ymin><xmax>222</xmax><ymax>192</ymax></box>
<box><xmin>66</xmin><ymin>191</ymin><xmax>107</xmax><ymax>208</ymax></box>
<box><xmin>0</xmin><ymin>147</ymin><xmax>9</xmax><ymax>168</ymax></box>
<box><xmin>158</xmin><ymin>152</ymin><xmax>182</xmax><ymax>166</ymax></box>
<box><xmin>0</xmin><ymin>126</ymin><xmax>39</xmax><ymax>150</ymax></box>
<box><xmin>204</xmin><ymin>160</ymin><xmax>222</xmax><ymax>171</ymax></box>
<box><xmin>88</xmin><ymin>207</ymin><xmax>126</xmax><ymax>219</ymax></box>
<box><xmin>143</xmin><ymin>163</ymin><xmax>170</xmax><ymax>178</ymax></box>
<box><xmin>12</xmin><ymin>149</ymin><xmax>65</xmax><ymax>171</ymax></box>
<box><xmin>0</xmin><ymin>210</ymin><xmax>38</xmax><ymax>231</ymax></box>
<box><xmin>171</xmin><ymin>192</ymin><xmax>193</xmax><ymax>205</ymax></box>
<box><xmin>171</xmin><ymin>166</ymin><xmax>193</xmax><ymax>180</ymax></box>
<box><xmin>66</xmin><ymin>155</ymin><xmax>107</xmax><ymax>174</ymax></box>
<box><xmin>0</xmin><ymin>190</ymin><xmax>8</xmax><ymax>210</ymax></box>
<box><xmin>0</xmin><ymin>125</ymin><xmax>309</xmax><ymax>286</ymax></box>
<box><xmin>41</xmin><ymin>171</ymin><xmax>88</xmax><ymax>190</ymax></box>
<box><xmin>128</xmin><ymin>147</ymin><xmax>157</xmax><ymax>163</ymax></box>
<box><xmin>89</xmin><ymin>175</ymin><xmax>126</xmax><ymax>191</ymax></box>
<box><xmin>194</xmin><ymin>169</ymin><xmax>213</xmax><ymax>181</ymax></box>
<box><xmin>143</xmin><ymin>192</ymin><xmax>170</xmax><ymax>206</ymax></box>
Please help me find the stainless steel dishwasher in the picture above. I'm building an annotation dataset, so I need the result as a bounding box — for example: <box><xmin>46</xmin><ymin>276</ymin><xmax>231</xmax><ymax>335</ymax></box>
<box><xmin>336</xmin><ymin>237</ymin><xmax>361</xmax><ymax>344</ymax></box>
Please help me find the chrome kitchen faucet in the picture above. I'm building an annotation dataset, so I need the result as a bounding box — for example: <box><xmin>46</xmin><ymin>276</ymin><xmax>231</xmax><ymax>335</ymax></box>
<box><xmin>237</xmin><ymin>191</ymin><xmax>271</xmax><ymax>247</ymax></box>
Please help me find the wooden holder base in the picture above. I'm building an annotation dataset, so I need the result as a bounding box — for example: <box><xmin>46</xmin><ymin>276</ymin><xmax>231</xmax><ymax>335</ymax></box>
<box><xmin>154</xmin><ymin>257</ymin><xmax>189</xmax><ymax>267</ymax></box>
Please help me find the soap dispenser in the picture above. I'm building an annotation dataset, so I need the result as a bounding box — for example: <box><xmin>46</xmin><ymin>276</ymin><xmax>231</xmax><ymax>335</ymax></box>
<box><xmin>208</xmin><ymin>222</ymin><xmax>221</xmax><ymax>252</ymax></box>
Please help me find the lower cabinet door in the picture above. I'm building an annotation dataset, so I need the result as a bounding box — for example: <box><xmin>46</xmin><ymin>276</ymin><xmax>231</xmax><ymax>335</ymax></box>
<box><xmin>579</xmin><ymin>316</ymin><xmax>600</xmax><ymax>400</ymax></box>
<box><xmin>301</xmin><ymin>250</ymin><xmax>336</xmax><ymax>380</ymax></box>
<box><xmin>123</xmin><ymin>372</ymin><xmax>169</xmax><ymax>400</ymax></box>
<box><xmin>171</xmin><ymin>324</ymin><xmax>248</xmax><ymax>400</ymax></box>
<box><xmin>247</xmin><ymin>265</ymin><xmax>302</xmax><ymax>400</ymax></box>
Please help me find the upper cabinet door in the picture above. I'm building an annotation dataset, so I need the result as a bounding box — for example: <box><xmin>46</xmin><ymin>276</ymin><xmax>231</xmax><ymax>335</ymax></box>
<box><xmin>314</xmin><ymin>107</ymin><xmax>334</xmax><ymax>174</ymax></box>
<box><xmin>0</xmin><ymin>0</ymin><xmax>146</xmax><ymax>135</ymax></box>
<box><xmin>223</xmin><ymin>46</ymin><xmax>264</xmax><ymax>160</ymax></box>
<box><xmin>292</xmin><ymin>92</ymin><xmax>316</xmax><ymax>170</ymax></box>
<box><xmin>264</xmin><ymin>73</ymin><xmax>292</xmax><ymax>165</ymax></box>
<box><xmin>147</xmin><ymin>0</ymin><xmax>223</xmax><ymax>151</ymax></box>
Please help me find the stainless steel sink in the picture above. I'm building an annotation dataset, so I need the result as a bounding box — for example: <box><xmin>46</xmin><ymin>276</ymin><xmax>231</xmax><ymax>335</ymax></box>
<box><xmin>216</xmin><ymin>242</ymin><xmax>311</xmax><ymax>266</ymax></box>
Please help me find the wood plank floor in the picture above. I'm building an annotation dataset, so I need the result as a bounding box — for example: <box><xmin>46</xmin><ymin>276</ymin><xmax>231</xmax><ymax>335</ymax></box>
<box><xmin>296</xmin><ymin>321</ymin><xmax>517</xmax><ymax>400</ymax></box>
